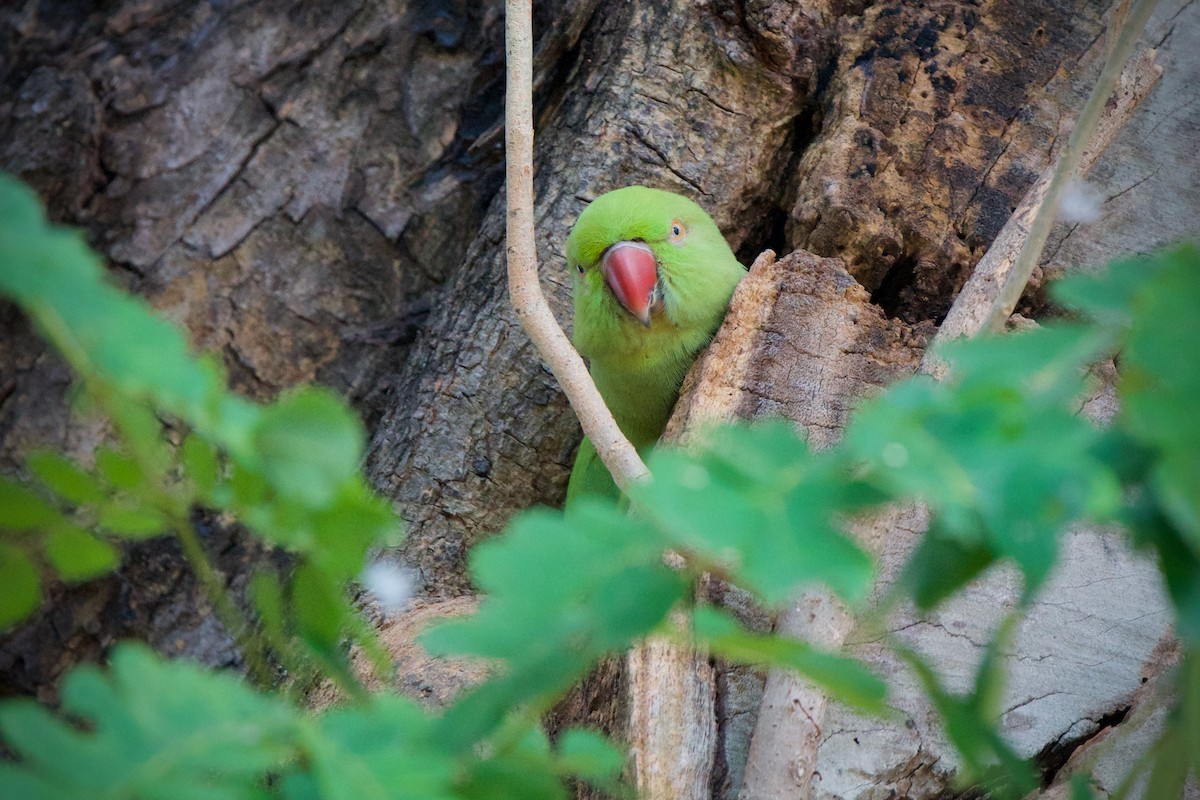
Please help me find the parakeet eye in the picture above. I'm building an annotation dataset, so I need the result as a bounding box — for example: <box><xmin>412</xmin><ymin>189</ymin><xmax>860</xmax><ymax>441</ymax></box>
<box><xmin>669</xmin><ymin>220</ymin><xmax>686</xmax><ymax>243</ymax></box>
<box><xmin>576</xmin><ymin>263</ymin><xmax>585</xmax><ymax>274</ymax></box>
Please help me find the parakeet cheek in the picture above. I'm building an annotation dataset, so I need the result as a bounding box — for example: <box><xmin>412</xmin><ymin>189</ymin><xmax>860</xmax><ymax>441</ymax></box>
<box><xmin>576</xmin><ymin>269</ymin><xmax>600</xmax><ymax>294</ymax></box>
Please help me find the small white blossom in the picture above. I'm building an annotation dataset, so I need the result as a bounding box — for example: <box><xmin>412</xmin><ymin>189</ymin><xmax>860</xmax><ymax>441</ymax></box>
<box><xmin>361</xmin><ymin>561</ymin><xmax>415</xmax><ymax>614</ymax></box>
<box><xmin>1058</xmin><ymin>180</ymin><xmax>1104</xmax><ymax>225</ymax></box>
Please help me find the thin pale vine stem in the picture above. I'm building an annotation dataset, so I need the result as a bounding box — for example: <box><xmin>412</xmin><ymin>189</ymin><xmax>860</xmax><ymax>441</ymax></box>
<box><xmin>982</xmin><ymin>0</ymin><xmax>1160</xmax><ymax>333</ymax></box>
<box><xmin>503</xmin><ymin>0</ymin><xmax>649</xmax><ymax>494</ymax></box>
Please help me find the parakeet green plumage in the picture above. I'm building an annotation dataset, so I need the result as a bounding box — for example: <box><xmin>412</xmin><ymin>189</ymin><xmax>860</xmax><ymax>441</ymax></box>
<box><xmin>565</xmin><ymin>186</ymin><xmax>745</xmax><ymax>504</ymax></box>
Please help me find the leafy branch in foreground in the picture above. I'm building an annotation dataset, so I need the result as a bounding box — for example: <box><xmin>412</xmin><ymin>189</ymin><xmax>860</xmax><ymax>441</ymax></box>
<box><xmin>1</xmin><ymin>168</ymin><xmax>1198</xmax><ymax>798</ymax></box>
<box><xmin>0</xmin><ymin>173</ymin><xmax>397</xmax><ymax>690</ymax></box>
<box><xmin>0</xmin><ymin>173</ymin><xmax>883</xmax><ymax>798</ymax></box>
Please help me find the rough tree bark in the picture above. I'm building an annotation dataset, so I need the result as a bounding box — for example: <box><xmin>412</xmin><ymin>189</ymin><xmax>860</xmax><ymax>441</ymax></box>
<box><xmin>1</xmin><ymin>0</ymin><xmax>521</xmax><ymax>697</ymax></box>
<box><xmin>1</xmin><ymin>0</ymin><xmax>1197</xmax><ymax>797</ymax></box>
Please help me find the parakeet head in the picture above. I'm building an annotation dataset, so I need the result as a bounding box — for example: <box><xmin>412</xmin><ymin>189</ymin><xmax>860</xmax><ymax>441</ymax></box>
<box><xmin>566</xmin><ymin>186</ymin><xmax>743</xmax><ymax>347</ymax></box>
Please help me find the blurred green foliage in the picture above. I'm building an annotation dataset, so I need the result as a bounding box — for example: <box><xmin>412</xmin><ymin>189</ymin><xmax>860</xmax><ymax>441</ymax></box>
<box><xmin>0</xmin><ymin>171</ymin><xmax>1197</xmax><ymax>797</ymax></box>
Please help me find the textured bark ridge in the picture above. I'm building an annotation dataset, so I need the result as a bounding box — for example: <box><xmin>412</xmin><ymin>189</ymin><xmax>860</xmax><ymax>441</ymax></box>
<box><xmin>668</xmin><ymin>250</ymin><xmax>930</xmax><ymax>448</ymax></box>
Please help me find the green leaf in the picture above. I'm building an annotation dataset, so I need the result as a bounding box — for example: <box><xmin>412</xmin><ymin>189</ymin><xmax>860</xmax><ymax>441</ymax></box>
<box><xmin>1100</xmin><ymin>262</ymin><xmax>1200</xmax><ymax>623</ymax></box>
<box><xmin>0</xmin><ymin>476</ymin><xmax>62</xmax><ymax>532</ymax></box>
<box><xmin>26</xmin><ymin>450</ymin><xmax>105</xmax><ymax>506</ymax></box>
<box><xmin>44</xmin><ymin>523</ymin><xmax>119</xmax><ymax>582</ymax></box>
<box><xmin>309</xmin><ymin>482</ymin><xmax>400</xmax><ymax>581</ymax></box>
<box><xmin>0</xmin><ymin>763</ymin><xmax>56</xmax><ymax>800</ymax></box>
<box><xmin>1129</xmin><ymin>506</ymin><xmax>1200</xmax><ymax>644</ymax></box>
<box><xmin>1068</xmin><ymin>774</ymin><xmax>1095</xmax><ymax>800</ymax></box>
<box><xmin>1153</xmin><ymin>454</ymin><xmax>1200</xmax><ymax>549</ymax></box>
<box><xmin>902</xmin><ymin>525</ymin><xmax>996</xmax><ymax>611</ymax></box>
<box><xmin>0</xmin><ymin>175</ymin><xmax>103</xmax><ymax>303</ymax></box>
<box><xmin>0</xmin><ymin>174</ymin><xmax>229</xmax><ymax>432</ymax></box>
<box><xmin>460</xmin><ymin>754</ymin><xmax>568</xmax><ymax>800</ymax></box>
<box><xmin>846</xmin><ymin>324</ymin><xmax>1119</xmax><ymax>596</ymax></box>
<box><xmin>302</xmin><ymin>695</ymin><xmax>455</xmax><ymax>800</ymax></box>
<box><xmin>692</xmin><ymin>419</ymin><xmax>813</xmax><ymax>488</ymax></box>
<box><xmin>0</xmin><ymin>642</ymin><xmax>301</xmax><ymax>797</ymax></box>
<box><xmin>289</xmin><ymin>564</ymin><xmax>371</xmax><ymax>694</ymax></box>
<box><xmin>251</xmin><ymin>388</ymin><xmax>364</xmax><ymax>506</ymax></box>
<box><xmin>95</xmin><ymin>447</ymin><xmax>144</xmax><ymax>491</ymax></box>
<box><xmin>456</xmin><ymin>726</ymin><xmax>568</xmax><ymax>800</ymax></box>
<box><xmin>427</xmin><ymin>501</ymin><xmax>688</xmax><ymax>746</ymax></box>
<box><xmin>973</xmin><ymin>611</ymin><xmax>1021</xmax><ymax>722</ymax></box>
<box><xmin>1094</xmin><ymin>246</ymin><xmax>1200</xmax><ymax>555</ymax></box>
<box><xmin>555</xmin><ymin>729</ymin><xmax>625</xmax><ymax>782</ymax></box>
<box><xmin>1143</xmin><ymin>725</ymin><xmax>1189</xmax><ymax>800</ymax></box>
<box><xmin>692</xmin><ymin>606</ymin><xmax>887</xmax><ymax>714</ymax></box>
<box><xmin>897</xmin><ymin>646</ymin><xmax>1036</xmax><ymax>799</ymax></box>
<box><xmin>635</xmin><ymin>422</ymin><xmax>875</xmax><ymax>605</ymax></box>
<box><xmin>0</xmin><ymin>174</ymin><xmax>48</xmax><ymax>234</ymax></box>
<box><xmin>250</xmin><ymin>570</ymin><xmax>286</xmax><ymax>641</ymax></box>
<box><xmin>939</xmin><ymin>324</ymin><xmax>1111</xmax><ymax>406</ymax></box>
<box><xmin>1182</xmin><ymin>648</ymin><xmax>1200</xmax><ymax>782</ymax></box>
<box><xmin>98</xmin><ymin>503</ymin><xmax>168</xmax><ymax>539</ymax></box>
<box><xmin>425</xmin><ymin>503</ymin><xmax>683</xmax><ymax>661</ymax></box>
<box><xmin>106</xmin><ymin>400</ymin><xmax>171</xmax><ymax>477</ymax></box>
<box><xmin>291</xmin><ymin>562</ymin><xmax>346</xmax><ymax>651</ymax></box>
<box><xmin>0</xmin><ymin>542</ymin><xmax>41</xmax><ymax>629</ymax></box>
<box><xmin>181</xmin><ymin>433</ymin><xmax>220</xmax><ymax>499</ymax></box>
<box><xmin>1052</xmin><ymin>251</ymin><xmax>1165</xmax><ymax>327</ymax></box>
<box><xmin>226</xmin><ymin>460</ymin><xmax>269</xmax><ymax>508</ymax></box>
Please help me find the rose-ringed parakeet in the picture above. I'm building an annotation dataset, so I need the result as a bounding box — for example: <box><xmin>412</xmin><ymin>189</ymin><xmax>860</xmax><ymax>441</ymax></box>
<box><xmin>565</xmin><ymin>186</ymin><xmax>746</xmax><ymax>503</ymax></box>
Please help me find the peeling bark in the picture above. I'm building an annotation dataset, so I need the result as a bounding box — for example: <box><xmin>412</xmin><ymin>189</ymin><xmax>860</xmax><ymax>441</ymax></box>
<box><xmin>669</xmin><ymin>250</ymin><xmax>929</xmax><ymax>799</ymax></box>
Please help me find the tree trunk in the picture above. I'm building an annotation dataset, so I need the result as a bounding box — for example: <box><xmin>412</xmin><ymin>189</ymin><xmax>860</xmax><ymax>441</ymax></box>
<box><xmin>1</xmin><ymin>0</ymin><xmax>1197</xmax><ymax>797</ymax></box>
<box><xmin>2</xmin><ymin>0</ymin><xmax>527</xmax><ymax>696</ymax></box>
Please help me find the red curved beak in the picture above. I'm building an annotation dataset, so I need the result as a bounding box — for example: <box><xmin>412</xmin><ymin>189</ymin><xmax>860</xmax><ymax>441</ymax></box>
<box><xmin>601</xmin><ymin>242</ymin><xmax>658</xmax><ymax>327</ymax></box>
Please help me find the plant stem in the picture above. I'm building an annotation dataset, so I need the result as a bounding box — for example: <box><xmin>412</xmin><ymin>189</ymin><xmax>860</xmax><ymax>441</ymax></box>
<box><xmin>37</xmin><ymin>297</ymin><xmax>283</xmax><ymax>687</ymax></box>
<box><xmin>503</xmin><ymin>0</ymin><xmax>650</xmax><ymax>494</ymax></box>
<box><xmin>981</xmin><ymin>0</ymin><xmax>1160</xmax><ymax>333</ymax></box>
<box><xmin>170</xmin><ymin>515</ymin><xmax>276</xmax><ymax>688</ymax></box>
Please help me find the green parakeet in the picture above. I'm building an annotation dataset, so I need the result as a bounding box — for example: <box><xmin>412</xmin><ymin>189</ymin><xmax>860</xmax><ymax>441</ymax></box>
<box><xmin>565</xmin><ymin>186</ymin><xmax>746</xmax><ymax>503</ymax></box>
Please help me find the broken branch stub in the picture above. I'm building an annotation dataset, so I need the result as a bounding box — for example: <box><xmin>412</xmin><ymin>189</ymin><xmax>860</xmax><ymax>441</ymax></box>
<box><xmin>727</xmin><ymin>19</ymin><xmax>1163</xmax><ymax>800</ymax></box>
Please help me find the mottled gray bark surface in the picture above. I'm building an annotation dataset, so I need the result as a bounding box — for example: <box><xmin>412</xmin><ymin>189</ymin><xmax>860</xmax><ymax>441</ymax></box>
<box><xmin>1</xmin><ymin>0</ymin><xmax>1197</xmax><ymax>796</ymax></box>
